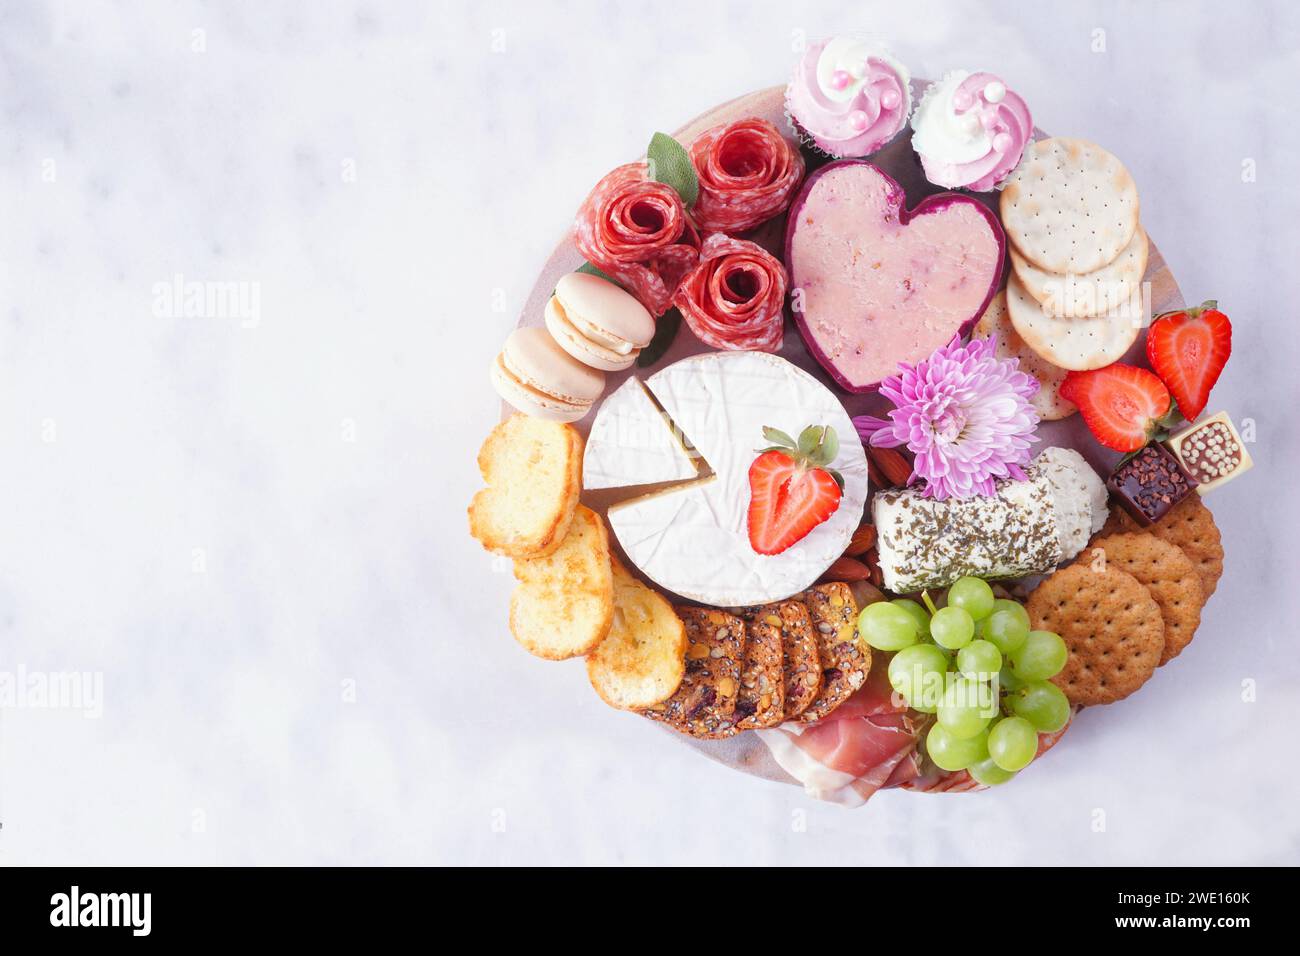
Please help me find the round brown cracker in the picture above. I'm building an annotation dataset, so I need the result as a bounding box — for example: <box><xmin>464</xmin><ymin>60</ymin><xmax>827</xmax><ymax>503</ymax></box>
<box><xmin>1088</xmin><ymin>532</ymin><xmax>1203</xmax><ymax>665</ymax></box>
<box><xmin>1000</xmin><ymin>137</ymin><xmax>1140</xmax><ymax>274</ymax></box>
<box><xmin>972</xmin><ymin>290</ymin><xmax>1077</xmax><ymax>420</ymax></box>
<box><xmin>1027</xmin><ymin>562</ymin><xmax>1164</xmax><ymax>706</ymax></box>
<box><xmin>1102</xmin><ymin>496</ymin><xmax>1224</xmax><ymax>599</ymax></box>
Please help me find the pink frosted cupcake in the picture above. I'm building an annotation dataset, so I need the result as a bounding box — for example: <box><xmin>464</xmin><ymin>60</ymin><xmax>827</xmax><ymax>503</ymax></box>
<box><xmin>910</xmin><ymin>70</ymin><xmax>1032</xmax><ymax>192</ymax></box>
<box><xmin>785</xmin><ymin>37</ymin><xmax>911</xmax><ymax>158</ymax></box>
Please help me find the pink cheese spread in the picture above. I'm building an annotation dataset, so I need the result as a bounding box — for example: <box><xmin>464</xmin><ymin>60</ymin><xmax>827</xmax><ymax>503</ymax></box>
<box><xmin>785</xmin><ymin>162</ymin><xmax>1004</xmax><ymax>392</ymax></box>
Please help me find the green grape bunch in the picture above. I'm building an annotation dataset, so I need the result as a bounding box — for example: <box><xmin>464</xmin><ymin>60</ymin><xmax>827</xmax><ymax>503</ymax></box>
<box><xmin>858</xmin><ymin>575</ymin><xmax>1072</xmax><ymax>786</ymax></box>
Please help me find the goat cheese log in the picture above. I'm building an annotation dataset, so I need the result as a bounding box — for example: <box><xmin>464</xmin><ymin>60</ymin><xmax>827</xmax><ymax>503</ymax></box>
<box><xmin>873</xmin><ymin>447</ymin><xmax>1106</xmax><ymax>593</ymax></box>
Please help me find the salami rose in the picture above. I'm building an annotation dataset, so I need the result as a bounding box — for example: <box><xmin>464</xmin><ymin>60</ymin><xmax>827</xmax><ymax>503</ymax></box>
<box><xmin>673</xmin><ymin>234</ymin><xmax>787</xmax><ymax>352</ymax></box>
<box><xmin>573</xmin><ymin>163</ymin><xmax>700</xmax><ymax>316</ymax></box>
<box><xmin>689</xmin><ymin>119</ymin><xmax>805</xmax><ymax>233</ymax></box>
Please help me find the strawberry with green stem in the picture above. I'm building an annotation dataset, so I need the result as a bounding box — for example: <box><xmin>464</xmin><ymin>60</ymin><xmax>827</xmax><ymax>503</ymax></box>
<box><xmin>747</xmin><ymin>425</ymin><xmax>844</xmax><ymax>556</ymax></box>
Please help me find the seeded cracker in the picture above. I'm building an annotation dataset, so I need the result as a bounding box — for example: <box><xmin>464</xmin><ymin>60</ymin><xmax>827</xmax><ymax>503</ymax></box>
<box><xmin>1000</xmin><ymin>137</ymin><xmax>1140</xmax><ymax>274</ymax></box>
<box><xmin>642</xmin><ymin>606</ymin><xmax>743</xmax><ymax>738</ymax></box>
<box><xmin>733</xmin><ymin>600</ymin><xmax>822</xmax><ymax>720</ymax></box>
<box><xmin>733</xmin><ymin>615</ymin><xmax>785</xmax><ymax>731</ymax></box>
<box><xmin>794</xmin><ymin>583</ymin><xmax>871</xmax><ymax>723</ymax></box>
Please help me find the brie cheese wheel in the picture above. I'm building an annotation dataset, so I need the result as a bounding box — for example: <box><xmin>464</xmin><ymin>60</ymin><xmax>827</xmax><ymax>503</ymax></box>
<box><xmin>583</xmin><ymin>377</ymin><xmax>700</xmax><ymax>490</ymax></box>
<box><xmin>607</xmin><ymin>352</ymin><xmax>868</xmax><ymax>607</ymax></box>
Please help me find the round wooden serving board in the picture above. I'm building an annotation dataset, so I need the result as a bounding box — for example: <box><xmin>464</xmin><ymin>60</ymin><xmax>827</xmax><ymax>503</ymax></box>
<box><xmin>509</xmin><ymin>83</ymin><xmax>1185</xmax><ymax>787</ymax></box>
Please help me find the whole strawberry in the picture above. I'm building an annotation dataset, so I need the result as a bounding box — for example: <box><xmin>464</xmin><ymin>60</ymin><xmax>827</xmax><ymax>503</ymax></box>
<box><xmin>1146</xmin><ymin>299</ymin><xmax>1232</xmax><ymax>421</ymax></box>
<box><xmin>747</xmin><ymin>425</ymin><xmax>844</xmax><ymax>556</ymax></box>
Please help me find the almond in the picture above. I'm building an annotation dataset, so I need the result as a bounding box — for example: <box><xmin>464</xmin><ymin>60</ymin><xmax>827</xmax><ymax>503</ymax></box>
<box><xmin>867</xmin><ymin>447</ymin><xmax>913</xmax><ymax>488</ymax></box>
<box><xmin>844</xmin><ymin>523</ymin><xmax>877</xmax><ymax>556</ymax></box>
<box><xmin>818</xmin><ymin>556</ymin><xmax>870</xmax><ymax>583</ymax></box>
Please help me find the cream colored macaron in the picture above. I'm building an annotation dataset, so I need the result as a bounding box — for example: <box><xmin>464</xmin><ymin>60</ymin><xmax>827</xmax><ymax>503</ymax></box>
<box><xmin>491</xmin><ymin>327</ymin><xmax>605</xmax><ymax>423</ymax></box>
<box><xmin>544</xmin><ymin>272</ymin><xmax>655</xmax><ymax>371</ymax></box>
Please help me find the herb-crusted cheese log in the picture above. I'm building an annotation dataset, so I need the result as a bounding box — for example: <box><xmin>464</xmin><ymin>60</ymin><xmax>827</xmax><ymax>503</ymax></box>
<box><xmin>872</xmin><ymin>448</ymin><xmax>1102</xmax><ymax>593</ymax></box>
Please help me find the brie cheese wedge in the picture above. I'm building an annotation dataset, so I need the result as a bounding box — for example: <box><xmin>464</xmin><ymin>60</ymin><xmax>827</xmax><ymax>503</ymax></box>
<box><xmin>582</xmin><ymin>377</ymin><xmax>700</xmax><ymax>490</ymax></box>
<box><xmin>606</xmin><ymin>352</ymin><xmax>868</xmax><ymax>607</ymax></box>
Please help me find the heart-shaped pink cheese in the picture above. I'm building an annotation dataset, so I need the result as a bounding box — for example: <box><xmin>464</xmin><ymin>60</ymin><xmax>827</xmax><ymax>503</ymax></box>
<box><xmin>784</xmin><ymin>161</ymin><xmax>1005</xmax><ymax>393</ymax></box>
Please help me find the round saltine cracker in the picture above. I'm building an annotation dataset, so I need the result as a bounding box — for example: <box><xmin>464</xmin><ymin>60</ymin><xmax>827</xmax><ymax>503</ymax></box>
<box><xmin>1000</xmin><ymin>137</ymin><xmax>1140</xmax><ymax>275</ymax></box>
<box><xmin>1011</xmin><ymin>226</ymin><xmax>1149</xmax><ymax>318</ymax></box>
<box><xmin>972</xmin><ymin>290</ymin><xmax>1077</xmax><ymax>420</ymax></box>
<box><xmin>1101</xmin><ymin>496</ymin><xmax>1224</xmax><ymax>600</ymax></box>
<box><xmin>1028</xmin><ymin>563</ymin><xmax>1164</xmax><ymax>707</ymax></box>
<box><xmin>1087</xmin><ymin>532</ymin><xmax>1204</xmax><ymax>665</ymax></box>
<box><xmin>1005</xmin><ymin>271</ymin><xmax>1142</xmax><ymax>371</ymax></box>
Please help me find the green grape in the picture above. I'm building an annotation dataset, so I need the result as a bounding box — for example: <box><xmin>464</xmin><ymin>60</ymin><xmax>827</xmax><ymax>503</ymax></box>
<box><xmin>926</xmin><ymin>725</ymin><xmax>989</xmax><ymax>772</ymax></box>
<box><xmin>997</xmin><ymin>666</ymin><xmax>1025</xmax><ymax>694</ymax></box>
<box><xmin>969</xmin><ymin>757</ymin><xmax>1018</xmax><ymax>786</ymax></box>
<box><xmin>987</xmin><ymin>715</ymin><xmax>1038</xmax><ymax>772</ymax></box>
<box><xmin>890</xmin><ymin>599</ymin><xmax>931</xmax><ymax>639</ymax></box>
<box><xmin>1008</xmin><ymin>680</ymin><xmax>1071</xmax><ymax>733</ymax></box>
<box><xmin>937</xmin><ymin>675</ymin><xmax>995</xmax><ymax>739</ymax></box>
<box><xmin>1011</xmin><ymin>630</ymin><xmax>1069</xmax><ymax>681</ymax></box>
<box><xmin>992</xmin><ymin>598</ymin><xmax>1031</xmax><ymax>629</ymax></box>
<box><xmin>858</xmin><ymin>601</ymin><xmax>920</xmax><ymax>651</ymax></box>
<box><xmin>956</xmin><ymin>639</ymin><xmax>1002</xmax><ymax>680</ymax></box>
<box><xmin>931</xmin><ymin>606</ymin><xmax>975</xmax><ymax>650</ymax></box>
<box><xmin>947</xmin><ymin>576</ymin><xmax>995</xmax><ymax>621</ymax></box>
<box><xmin>887</xmin><ymin>644</ymin><xmax>949</xmax><ymax>711</ymax></box>
<box><xmin>982</xmin><ymin>608</ymin><xmax>1029</xmax><ymax>656</ymax></box>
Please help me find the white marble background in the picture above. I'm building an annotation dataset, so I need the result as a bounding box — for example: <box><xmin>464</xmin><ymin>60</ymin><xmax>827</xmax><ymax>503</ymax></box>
<box><xmin>0</xmin><ymin>0</ymin><xmax>1296</xmax><ymax>865</ymax></box>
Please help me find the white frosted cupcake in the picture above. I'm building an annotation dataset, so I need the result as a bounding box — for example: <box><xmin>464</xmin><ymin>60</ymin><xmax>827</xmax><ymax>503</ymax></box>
<box><xmin>911</xmin><ymin>70</ymin><xmax>1032</xmax><ymax>191</ymax></box>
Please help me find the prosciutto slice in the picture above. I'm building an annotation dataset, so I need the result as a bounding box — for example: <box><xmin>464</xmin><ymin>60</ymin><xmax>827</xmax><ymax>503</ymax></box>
<box><xmin>757</xmin><ymin>665</ymin><xmax>919</xmax><ymax>807</ymax></box>
<box><xmin>759</xmin><ymin>664</ymin><xmax>1077</xmax><ymax>806</ymax></box>
<box><xmin>573</xmin><ymin>162</ymin><xmax>701</xmax><ymax>316</ymax></box>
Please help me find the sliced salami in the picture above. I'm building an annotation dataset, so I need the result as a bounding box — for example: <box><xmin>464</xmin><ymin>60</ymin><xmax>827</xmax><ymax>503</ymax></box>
<box><xmin>573</xmin><ymin>162</ymin><xmax>700</xmax><ymax>316</ymax></box>
<box><xmin>672</xmin><ymin>233</ymin><xmax>787</xmax><ymax>352</ymax></box>
<box><xmin>689</xmin><ymin>118</ymin><xmax>805</xmax><ymax>233</ymax></box>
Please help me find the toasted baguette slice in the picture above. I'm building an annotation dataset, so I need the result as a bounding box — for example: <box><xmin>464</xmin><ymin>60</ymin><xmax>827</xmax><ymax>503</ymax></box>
<box><xmin>643</xmin><ymin>607</ymin><xmax>744</xmax><ymax>738</ymax></box>
<box><xmin>469</xmin><ymin>414</ymin><xmax>581</xmax><ymax>559</ymax></box>
<box><xmin>795</xmin><ymin>583</ymin><xmax>871</xmax><ymax>723</ymax></box>
<box><xmin>734</xmin><ymin>601</ymin><xmax>822</xmax><ymax>721</ymax></box>
<box><xmin>587</xmin><ymin>561</ymin><xmax>686</xmax><ymax>709</ymax></box>
<box><xmin>509</xmin><ymin>505</ymin><xmax>613</xmax><ymax>660</ymax></box>
<box><xmin>734</xmin><ymin>617</ymin><xmax>785</xmax><ymax>731</ymax></box>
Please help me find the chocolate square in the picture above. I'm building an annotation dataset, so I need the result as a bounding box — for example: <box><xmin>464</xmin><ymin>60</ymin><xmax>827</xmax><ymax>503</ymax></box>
<box><xmin>1106</xmin><ymin>443</ymin><xmax>1197</xmax><ymax>526</ymax></box>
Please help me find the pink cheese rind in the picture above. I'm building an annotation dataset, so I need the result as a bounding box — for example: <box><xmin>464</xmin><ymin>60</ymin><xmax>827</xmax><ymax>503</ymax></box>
<box><xmin>783</xmin><ymin>160</ymin><xmax>1007</xmax><ymax>394</ymax></box>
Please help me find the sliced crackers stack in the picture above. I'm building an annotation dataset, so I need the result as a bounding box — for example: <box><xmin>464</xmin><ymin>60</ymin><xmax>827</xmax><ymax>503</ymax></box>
<box><xmin>1026</xmin><ymin>496</ymin><xmax>1222</xmax><ymax>706</ymax></box>
<box><xmin>642</xmin><ymin>583</ymin><xmax>872</xmax><ymax>739</ymax></box>
<box><xmin>995</xmin><ymin>138</ymin><xmax>1148</xmax><ymax>409</ymax></box>
<box><xmin>469</xmin><ymin>414</ymin><xmax>871</xmax><ymax>735</ymax></box>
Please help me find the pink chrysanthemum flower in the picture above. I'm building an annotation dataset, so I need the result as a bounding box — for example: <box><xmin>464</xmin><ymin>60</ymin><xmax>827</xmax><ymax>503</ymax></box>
<box><xmin>854</xmin><ymin>336</ymin><xmax>1041</xmax><ymax>500</ymax></box>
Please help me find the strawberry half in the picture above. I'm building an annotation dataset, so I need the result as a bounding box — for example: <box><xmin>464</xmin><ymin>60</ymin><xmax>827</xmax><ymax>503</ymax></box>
<box><xmin>747</xmin><ymin>425</ymin><xmax>844</xmax><ymax>556</ymax></box>
<box><xmin>1059</xmin><ymin>364</ymin><xmax>1176</xmax><ymax>452</ymax></box>
<box><xmin>1146</xmin><ymin>299</ymin><xmax>1232</xmax><ymax>421</ymax></box>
